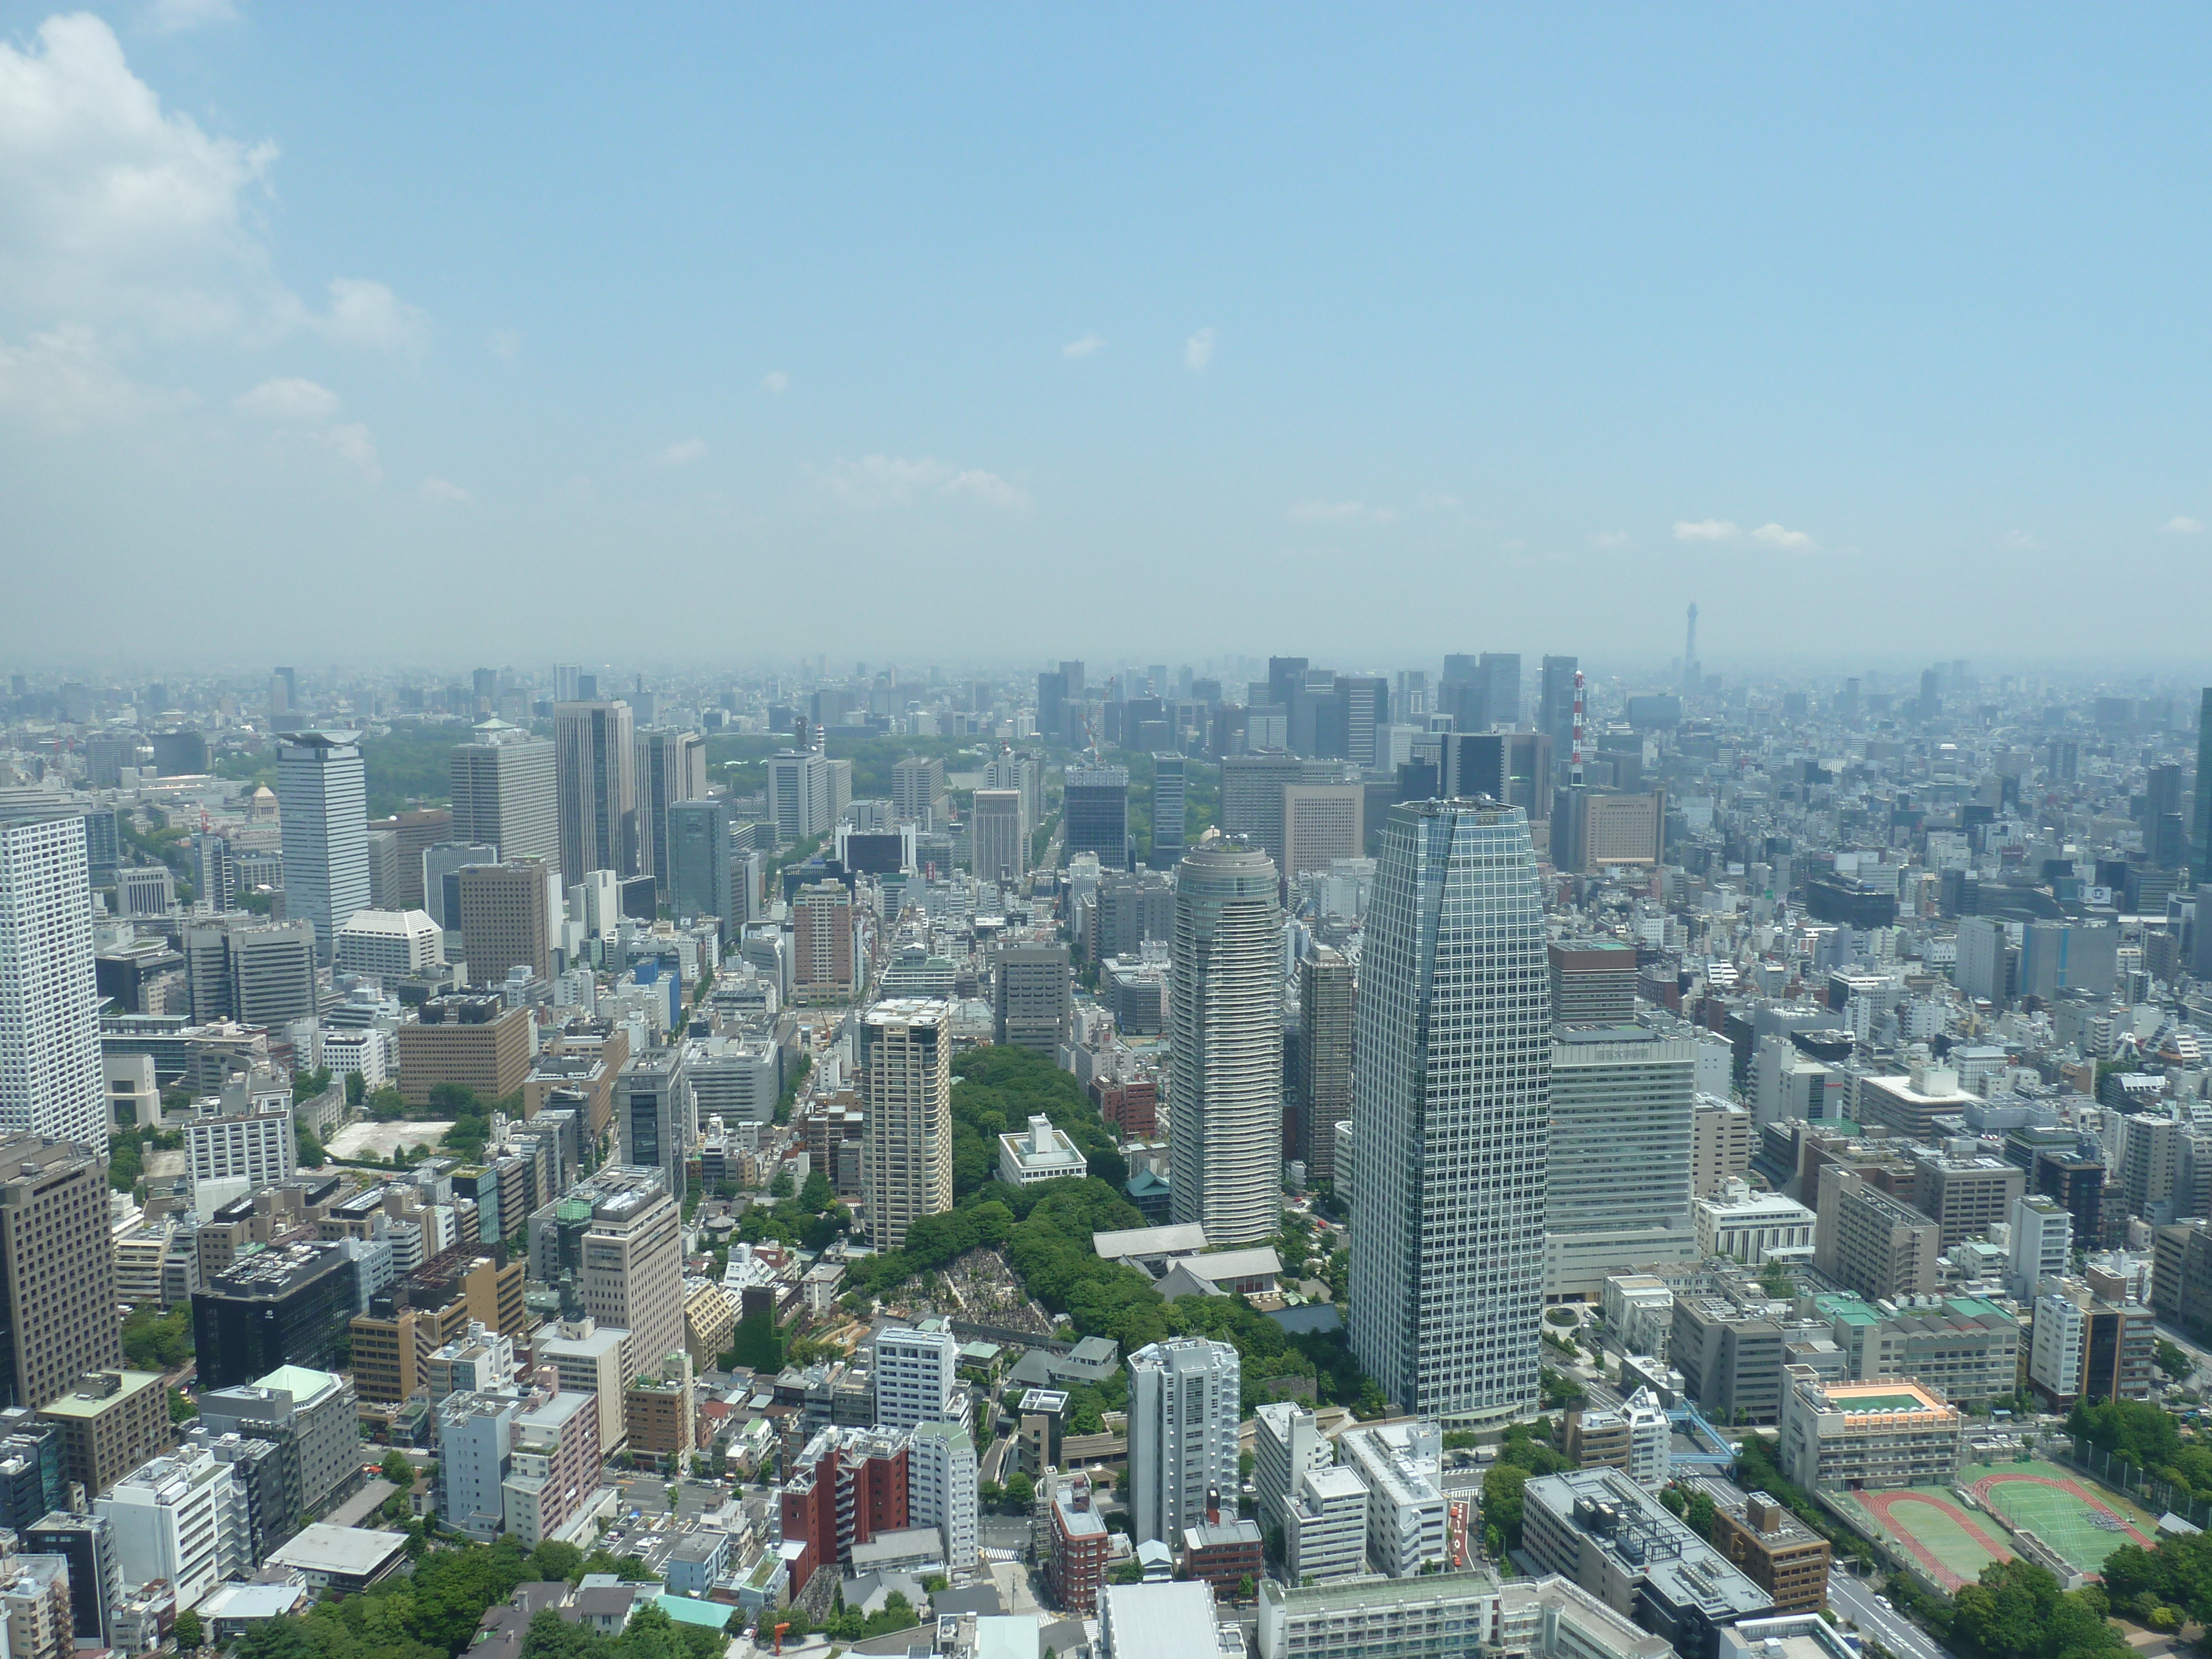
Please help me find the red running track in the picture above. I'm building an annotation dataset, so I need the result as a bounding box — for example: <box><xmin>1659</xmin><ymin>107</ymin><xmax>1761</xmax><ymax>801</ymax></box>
<box><xmin>1854</xmin><ymin>1489</ymin><xmax>2016</xmax><ymax>1592</ymax></box>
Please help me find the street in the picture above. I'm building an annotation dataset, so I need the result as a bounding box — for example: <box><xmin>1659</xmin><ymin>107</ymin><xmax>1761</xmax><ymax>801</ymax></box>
<box><xmin>1826</xmin><ymin>1568</ymin><xmax>1954</xmax><ymax>1659</ymax></box>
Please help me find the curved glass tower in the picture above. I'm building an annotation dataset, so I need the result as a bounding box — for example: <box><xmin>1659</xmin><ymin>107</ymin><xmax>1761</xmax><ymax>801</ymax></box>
<box><xmin>1169</xmin><ymin>838</ymin><xmax>1284</xmax><ymax>1246</ymax></box>
<box><xmin>1350</xmin><ymin>798</ymin><xmax>1550</xmax><ymax>1423</ymax></box>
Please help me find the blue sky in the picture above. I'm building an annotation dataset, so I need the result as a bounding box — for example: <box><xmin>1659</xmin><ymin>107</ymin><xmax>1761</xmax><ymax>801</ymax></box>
<box><xmin>3</xmin><ymin>3</ymin><xmax>2210</xmax><ymax>673</ymax></box>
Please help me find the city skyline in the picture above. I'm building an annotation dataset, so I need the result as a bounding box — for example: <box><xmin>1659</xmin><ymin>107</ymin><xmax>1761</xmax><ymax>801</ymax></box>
<box><xmin>7</xmin><ymin>8</ymin><xmax>2212</xmax><ymax>662</ymax></box>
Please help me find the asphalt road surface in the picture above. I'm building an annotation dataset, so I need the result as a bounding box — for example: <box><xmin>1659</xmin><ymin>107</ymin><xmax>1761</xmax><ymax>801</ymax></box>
<box><xmin>1827</xmin><ymin>1568</ymin><xmax>1954</xmax><ymax>1659</ymax></box>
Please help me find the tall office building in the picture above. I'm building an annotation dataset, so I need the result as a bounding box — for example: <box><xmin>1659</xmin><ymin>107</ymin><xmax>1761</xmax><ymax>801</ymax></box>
<box><xmin>634</xmin><ymin>728</ymin><xmax>707</xmax><ymax>894</ymax></box>
<box><xmin>363</xmin><ymin>808</ymin><xmax>451</xmax><ymax>911</ymax></box>
<box><xmin>1150</xmin><ymin>754</ymin><xmax>1187</xmax><ymax>869</ymax></box>
<box><xmin>1168</xmin><ymin>841</ymin><xmax>1283</xmax><ymax>1246</ymax></box>
<box><xmin>554</xmin><ymin>700</ymin><xmax>637</xmax><ymax>884</ymax></box>
<box><xmin>0</xmin><ymin>818</ymin><xmax>102</xmax><ymax>1151</ymax></box>
<box><xmin>615</xmin><ymin>1050</ymin><xmax>692</xmax><ymax>1201</ymax></box>
<box><xmin>1542</xmin><ymin>1028</ymin><xmax>1697</xmax><ymax>1300</ymax></box>
<box><xmin>2197</xmin><ymin>690</ymin><xmax>2212</xmax><ymax>886</ymax></box>
<box><xmin>1128</xmin><ymin>1337</ymin><xmax>1241</xmax><ymax>1547</ymax></box>
<box><xmin>190</xmin><ymin>831</ymin><xmax>236</xmax><ymax>914</ymax></box>
<box><xmin>449</xmin><ymin>719</ymin><xmax>559</xmax><ymax>877</ymax></box>
<box><xmin>275</xmin><ymin>731</ymin><xmax>370</xmax><ymax>962</ymax></box>
<box><xmin>1296</xmin><ymin>947</ymin><xmax>1353</xmax><ymax>1183</ymax></box>
<box><xmin>860</xmin><ymin>1000</ymin><xmax>952</xmax><ymax>1252</ymax></box>
<box><xmin>227</xmin><ymin>921</ymin><xmax>319</xmax><ymax>1028</ymax></box>
<box><xmin>993</xmin><ymin>943</ymin><xmax>1071</xmax><ymax>1056</ymax></box>
<box><xmin>1036</xmin><ymin>671</ymin><xmax>1068</xmax><ymax>747</ymax></box>
<box><xmin>1537</xmin><ymin>656</ymin><xmax>1578</xmax><ymax>781</ymax></box>
<box><xmin>424</xmin><ymin>842</ymin><xmax>500</xmax><ymax>933</ymax></box>
<box><xmin>0</xmin><ymin>1136</ymin><xmax>122</xmax><ymax>1410</ymax></box>
<box><xmin>1350</xmin><ymin>800</ymin><xmax>1549</xmax><ymax>1422</ymax></box>
<box><xmin>970</xmin><ymin>790</ymin><xmax>1026</xmax><ymax>885</ymax></box>
<box><xmin>665</xmin><ymin>799</ymin><xmax>735</xmax><ymax>937</ymax></box>
<box><xmin>891</xmin><ymin>756</ymin><xmax>946</xmax><ymax>824</ymax></box>
<box><xmin>906</xmin><ymin>1420</ymin><xmax>978</xmax><ymax>1570</ymax></box>
<box><xmin>768</xmin><ymin>750</ymin><xmax>830</xmax><ymax>843</ymax></box>
<box><xmin>791</xmin><ymin>880</ymin><xmax>856</xmax><ymax>1004</ymax></box>
<box><xmin>577</xmin><ymin>1172</ymin><xmax>685</xmax><ymax>1374</ymax></box>
<box><xmin>1332</xmin><ymin>677</ymin><xmax>1389</xmax><ymax>770</ymax></box>
<box><xmin>1064</xmin><ymin>768</ymin><xmax>1132</xmax><ymax>870</ymax></box>
<box><xmin>1479</xmin><ymin>654</ymin><xmax>1522</xmax><ymax>728</ymax></box>
<box><xmin>454</xmin><ymin>860</ymin><xmax>553</xmax><ymax>982</ymax></box>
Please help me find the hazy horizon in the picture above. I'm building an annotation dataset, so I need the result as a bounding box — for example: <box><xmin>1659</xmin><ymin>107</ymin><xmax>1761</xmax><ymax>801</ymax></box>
<box><xmin>6</xmin><ymin>6</ymin><xmax>2211</xmax><ymax>667</ymax></box>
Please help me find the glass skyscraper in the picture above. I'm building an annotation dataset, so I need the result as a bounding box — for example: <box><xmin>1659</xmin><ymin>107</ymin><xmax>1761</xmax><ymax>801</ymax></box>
<box><xmin>1349</xmin><ymin>798</ymin><xmax>1548</xmax><ymax>1422</ymax></box>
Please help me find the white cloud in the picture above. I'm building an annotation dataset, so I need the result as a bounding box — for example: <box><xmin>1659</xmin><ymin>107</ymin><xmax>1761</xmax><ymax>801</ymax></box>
<box><xmin>324</xmin><ymin>421</ymin><xmax>378</xmax><ymax>482</ymax></box>
<box><xmin>2000</xmin><ymin>529</ymin><xmax>2042</xmax><ymax>551</ymax></box>
<box><xmin>0</xmin><ymin>13</ymin><xmax>425</xmax><ymax>378</ymax></box>
<box><xmin>1289</xmin><ymin>500</ymin><xmax>1364</xmax><ymax>522</ymax></box>
<box><xmin>1673</xmin><ymin>519</ymin><xmax>1739</xmax><ymax>542</ymax></box>
<box><xmin>1750</xmin><ymin>521</ymin><xmax>1815</xmax><ymax>551</ymax></box>
<box><xmin>420</xmin><ymin>477</ymin><xmax>472</xmax><ymax>504</ymax></box>
<box><xmin>1185</xmin><ymin>326</ymin><xmax>1215</xmax><ymax>371</ymax></box>
<box><xmin>649</xmin><ymin>437</ymin><xmax>707</xmax><ymax>468</ymax></box>
<box><xmin>1589</xmin><ymin>530</ymin><xmax>1630</xmax><ymax>550</ymax></box>
<box><xmin>761</xmin><ymin>370</ymin><xmax>788</xmax><ymax>394</ymax></box>
<box><xmin>0</xmin><ymin>322</ymin><xmax>185</xmax><ymax>427</ymax></box>
<box><xmin>142</xmin><ymin>0</ymin><xmax>239</xmax><ymax>34</ymax></box>
<box><xmin>1062</xmin><ymin>334</ymin><xmax>1104</xmax><ymax>359</ymax></box>
<box><xmin>489</xmin><ymin>328</ymin><xmax>520</xmax><ymax>360</ymax></box>
<box><xmin>311</xmin><ymin>278</ymin><xmax>427</xmax><ymax>357</ymax></box>
<box><xmin>232</xmin><ymin>375</ymin><xmax>338</xmax><ymax>421</ymax></box>
<box><xmin>2162</xmin><ymin>516</ymin><xmax>2204</xmax><ymax>535</ymax></box>
<box><xmin>812</xmin><ymin>454</ymin><xmax>1030</xmax><ymax>512</ymax></box>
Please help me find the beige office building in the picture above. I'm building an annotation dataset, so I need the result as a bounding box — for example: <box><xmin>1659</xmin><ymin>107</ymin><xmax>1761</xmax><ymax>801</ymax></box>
<box><xmin>455</xmin><ymin>860</ymin><xmax>553</xmax><ymax>982</ymax></box>
<box><xmin>1280</xmin><ymin>784</ymin><xmax>1365</xmax><ymax>878</ymax></box>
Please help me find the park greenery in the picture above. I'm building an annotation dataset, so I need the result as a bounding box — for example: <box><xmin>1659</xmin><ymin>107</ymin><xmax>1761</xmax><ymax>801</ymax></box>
<box><xmin>1895</xmin><ymin>1561</ymin><xmax>2127</xmax><ymax>1659</ymax></box>
<box><xmin>122</xmin><ymin>1305</ymin><xmax>192</xmax><ymax>1370</ymax></box>
<box><xmin>2103</xmin><ymin>1524</ymin><xmax>2212</xmax><ymax>1628</ymax></box>
<box><xmin>236</xmin><ymin>1535</ymin><xmax>671</xmax><ymax>1659</ymax></box>
<box><xmin>2067</xmin><ymin>1398</ymin><xmax>2212</xmax><ymax>1500</ymax></box>
<box><xmin>108</xmin><ymin>1124</ymin><xmax>184</xmax><ymax>1194</ymax></box>
<box><xmin>748</xmin><ymin>1042</ymin><xmax>1387</xmax><ymax>1413</ymax></box>
<box><xmin>1479</xmin><ymin>1420</ymin><xmax>1574</xmax><ymax>1556</ymax></box>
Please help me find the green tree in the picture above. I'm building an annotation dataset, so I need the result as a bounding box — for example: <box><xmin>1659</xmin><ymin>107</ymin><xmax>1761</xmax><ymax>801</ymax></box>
<box><xmin>2156</xmin><ymin>1340</ymin><xmax>2193</xmax><ymax>1382</ymax></box>
<box><xmin>1005</xmin><ymin>1470</ymin><xmax>1035</xmax><ymax>1509</ymax></box>
<box><xmin>1481</xmin><ymin>1463</ymin><xmax>1530</xmax><ymax>1551</ymax></box>
<box><xmin>298</xmin><ymin>1126</ymin><xmax>327</xmax><ymax>1168</ymax></box>
<box><xmin>174</xmin><ymin>1610</ymin><xmax>204</xmax><ymax>1652</ymax></box>
<box><xmin>169</xmin><ymin>1387</ymin><xmax>197</xmax><ymax>1423</ymax></box>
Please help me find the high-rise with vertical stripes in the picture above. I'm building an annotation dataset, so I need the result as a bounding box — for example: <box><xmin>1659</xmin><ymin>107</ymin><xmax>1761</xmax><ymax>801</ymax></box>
<box><xmin>0</xmin><ymin>817</ymin><xmax>103</xmax><ymax>1154</ymax></box>
<box><xmin>275</xmin><ymin>730</ymin><xmax>370</xmax><ymax>963</ymax></box>
<box><xmin>1350</xmin><ymin>799</ymin><xmax>1549</xmax><ymax>1423</ymax></box>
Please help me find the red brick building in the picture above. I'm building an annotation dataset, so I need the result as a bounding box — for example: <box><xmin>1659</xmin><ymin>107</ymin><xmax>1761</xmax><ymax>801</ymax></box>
<box><xmin>1045</xmin><ymin>1476</ymin><xmax>1111</xmax><ymax>1615</ymax></box>
<box><xmin>1093</xmin><ymin>1078</ymin><xmax>1157</xmax><ymax>1140</ymax></box>
<box><xmin>778</xmin><ymin>1426</ymin><xmax>909</xmax><ymax>1585</ymax></box>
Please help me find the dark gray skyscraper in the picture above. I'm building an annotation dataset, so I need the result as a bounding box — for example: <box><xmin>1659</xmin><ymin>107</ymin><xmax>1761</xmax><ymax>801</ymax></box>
<box><xmin>1537</xmin><ymin>656</ymin><xmax>1577</xmax><ymax>782</ymax></box>
<box><xmin>666</xmin><ymin>797</ymin><xmax>735</xmax><ymax>938</ymax></box>
<box><xmin>1149</xmin><ymin>754</ymin><xmax>1187</xmax><ymax>869</ymax></box>
<box><xmin>554</xmin><ymin>700</ymin><xmax>636</xmax><ymax>880</ymax></box>
<box><xmin>1296</xmin><ymin>946</ymin><xmax>1352</xmax><ymax>1184</ymax></box>
<box><xmin>1169</xmin><ymin>839</ymin><xmax>1282</xmax><ymax>1246</ymax></box>
<box><xmin>1350</xmin><ymin>799</ymin><xmax>1548</xmax><ymax>1423</ymax></box>
<box><xmin>1063</xmin><ymin>766</ymin><xmax>1130</xmax><ymax>869</ymax></box>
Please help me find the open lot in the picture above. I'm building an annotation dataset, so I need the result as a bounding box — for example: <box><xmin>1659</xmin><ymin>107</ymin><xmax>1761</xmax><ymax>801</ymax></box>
<box><xmin>327</xmin><ymin>1120</ymin><xmax>452</xmax><ymax>1161</ymax></box>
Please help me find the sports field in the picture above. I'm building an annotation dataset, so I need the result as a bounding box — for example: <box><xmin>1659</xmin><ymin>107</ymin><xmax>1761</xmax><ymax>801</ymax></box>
<box><xmin>1969</xmin><ymin>1463</ymin><xmax>2157</xmax><ymax>1576</ymax></box>
<box><xmin>1844</xmin><ymin>1488</ymin><xmax>2016</xmax><ymax>1592</ymax></box>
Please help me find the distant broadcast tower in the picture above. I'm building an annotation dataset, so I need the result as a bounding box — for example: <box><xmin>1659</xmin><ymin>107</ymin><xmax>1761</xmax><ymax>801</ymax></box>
<box><xmin>1682</xmin><ymin>603</ymin><xmax>1700</xmax><ymax>694</ymax></box>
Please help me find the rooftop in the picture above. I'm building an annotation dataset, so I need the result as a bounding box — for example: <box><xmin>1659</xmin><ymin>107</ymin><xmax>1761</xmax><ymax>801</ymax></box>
<box><xmin>266</xmin><ymin>1522</ymin><xmax>410</xmax><ymax>1576</ymax></box>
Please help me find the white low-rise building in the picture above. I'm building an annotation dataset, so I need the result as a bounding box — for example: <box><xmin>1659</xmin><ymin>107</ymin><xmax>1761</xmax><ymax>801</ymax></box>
<box><xmin>1338</xmin><ymin>1421</ymin><xmax>1447</xmax><ymax>1579</ymax></box>
<box><xmin>998</xmin><ymin>1114</ymin><xmax>1088</xmax><ymax>1186</ymax></box>
<box><xmin>335</xmin><ymin>909</ymin><xmax>442</xmax><ymax>979</ymax></box>
<box><xmin>1694</xmin><ymin>1181</ymin><xmax>1816</xmax><ymax>1265</ymax></box>
<box><xmin>1284</xmin><ymin>1464</ymin><xmax>1368</xmax><ymax>1583</ymax></box>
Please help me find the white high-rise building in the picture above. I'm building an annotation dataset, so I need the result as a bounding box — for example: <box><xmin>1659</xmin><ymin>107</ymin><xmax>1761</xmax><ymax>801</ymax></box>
<box><xmin>970</xmin><ymin>790</ymin><xmax>1026</xmax><ymax>884</ymax></box>
<box><xmin>0</xmin><ymin>817</ymin><xmax>102</xmax><ymax>1152</ymax></box>
<box><xmin>97</xmin><ymin>1448</ymin><xmax>246</xmax><ymax>1608</ymax></box>
<box><xmin>768</xmin><ymin>750</ymin><xmax>830</xmax><ymax>843</ymax></box>
<box><xmin>1128</xmin><ymin>1337</ymin><xmax>1241</xmax><ymax>1547</ymax></box>
<box><xmin>1350</xmin><ymin>799</ymin><xmax>1549</xmax><ymax>1423</ymax></box>
<box><xmin>874</xmin><ymin>1324</ymin><xmax>968</xmax><ymax>1432</ymax></box>
<box><xmin>2010</xmin><ymin>1193</ymin><xmax>2074</xmax><ymax>1300</ymax></box>
<box><xmin>1543</xmin><ymin>1028</ymin><xmax>1698</xmax><ymax>1299</ymax></box>
<box><xmin>906</xmin><ymin>1419</ymin><xmax>978</xmax><ymax>1569</ymax></box>
<box><xmin>860</xmin><ymin>1000</ymin><xmax>953</xmax><ymax>1252</ymax></box>
<box><xmin>1338</xmin><ymin>1422</ymin><xmax>1449</xmax><ymax>1579</ymax></box>
<box><xmin>334</xmin><ymin>909</ymin><xmax>442</xmax><ymax>979</ymax></box>
<box><xmin>1168</xmin><ymin>839</ymin><xmax>1283</xmax><ymax>1246</ymax></box>
<box><xmin>276</xmin><ymin>731</ymin><xmax>371</xmax><ymax>962</ymax></box>
<box><xmin>186</xmin><ymin>1099</ymin><xmax>296</xmax><ymax>1210</ymax></box>
<box><xmin>1253</xmin><ymin>1401</ymin><xmax>1331</xmax><ymax>1533</ymax></box>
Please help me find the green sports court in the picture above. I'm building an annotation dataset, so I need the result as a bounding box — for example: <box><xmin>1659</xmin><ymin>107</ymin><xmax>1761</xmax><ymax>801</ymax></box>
<box><xmin>1968</xmin><ymin>1463</ymin><xmax>2157</xmax><ymax>1577</ymax></box>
